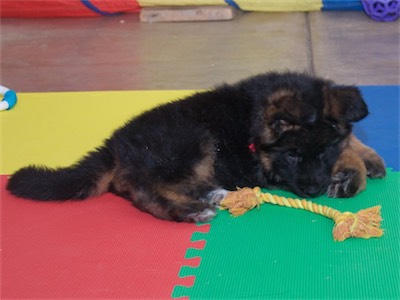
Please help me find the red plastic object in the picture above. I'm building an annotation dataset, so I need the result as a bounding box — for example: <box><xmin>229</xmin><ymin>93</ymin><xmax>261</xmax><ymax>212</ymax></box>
<box><xmin>1</xmin><ymin>175</ymin><xmax>198</xmax><ymax>299</ymax></box>
<box><xmin>0</xmin><ymin>0</ymin><xmax>141</xmax><ymax>18</ymax></box>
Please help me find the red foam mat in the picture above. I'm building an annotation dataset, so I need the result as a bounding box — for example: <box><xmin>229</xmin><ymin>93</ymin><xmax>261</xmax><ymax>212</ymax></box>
<box><xmin>1</xmin><ymin>0</ymin><xmax>141</xmax><ymax>18</ymax></box>
<box><xmin>0</xmin><ymin>175</ymin><xmax>198</xmax><ymax>299</ymax></box>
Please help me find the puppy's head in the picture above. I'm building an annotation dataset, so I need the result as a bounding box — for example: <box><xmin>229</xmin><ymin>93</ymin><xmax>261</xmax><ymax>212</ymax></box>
<box><xmin>253</xmin><ymin>74</ymin><xmax>368</xmax><ymax>197</ymax></box>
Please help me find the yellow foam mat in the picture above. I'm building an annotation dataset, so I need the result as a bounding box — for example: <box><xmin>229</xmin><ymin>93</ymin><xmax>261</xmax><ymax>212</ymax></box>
<box><xmin>138</xmin><ymin>0</ymin><xmax>322</xmax><ymax>11</ymax></box>
<box><xmin>0</xmin><ymin>90</ymin><xmax>195</xmax><ymax>175</ymax></box>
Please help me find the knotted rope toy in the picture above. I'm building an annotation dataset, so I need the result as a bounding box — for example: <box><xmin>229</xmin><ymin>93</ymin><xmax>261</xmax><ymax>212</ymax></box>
<box><xmin>220</xmin><ymin>187</ymin><xmax>383</xmax><ymax>242</ymax></box>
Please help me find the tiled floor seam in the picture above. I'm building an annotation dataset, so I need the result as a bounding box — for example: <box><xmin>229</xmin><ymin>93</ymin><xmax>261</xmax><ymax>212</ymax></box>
<box><xmin>305</xmin><ymin>12</ymin><xmax>316</xmax><ymax>75</ymax></box>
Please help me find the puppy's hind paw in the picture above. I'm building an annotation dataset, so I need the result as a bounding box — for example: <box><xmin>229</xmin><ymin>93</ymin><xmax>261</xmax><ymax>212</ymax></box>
<box><xmin>204</xmin><ymin>188</ymin><xmax>229</xmax><ymax>206</ymax></box>
<box><xmin>327</xmin><ymin>169</ymin><xmax>366</xmax><ymax>198</ymax></box>
<box><xmin>187</xmin><ymin>208</ymin><xmax>216</xmax><ymax>223</ymax></box>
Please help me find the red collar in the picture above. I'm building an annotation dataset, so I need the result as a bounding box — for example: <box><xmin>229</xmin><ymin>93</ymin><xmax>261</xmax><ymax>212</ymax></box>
<box><xmin>248</xmin><ymin>143</ymin><xmax>256</xmax><ymax>153</ymax></box>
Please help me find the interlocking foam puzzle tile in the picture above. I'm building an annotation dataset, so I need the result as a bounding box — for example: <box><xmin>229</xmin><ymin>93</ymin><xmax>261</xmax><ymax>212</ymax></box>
<box><xmin>172</xmin><ymin>169</ymin><xmax>400</xmax><ymax>299</ymax></box>
<box><xmin>355</xmin><ymin>86</ymin><xmax>399</xmax><ymax>171</ymax></box>
<box><xmin>1</xmin><ymin>90</ymin><xmax>195</xmax><ymax>174</ymax></box>
<box><xmin>1</xmin><ymin>175</ymin><xmax>202</xmax><ymax>299</ymax></box>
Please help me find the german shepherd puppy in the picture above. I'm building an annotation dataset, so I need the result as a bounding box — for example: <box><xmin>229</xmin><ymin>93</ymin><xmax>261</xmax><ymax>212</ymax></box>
<box><xmin>7</xmin><ymin>72</ymin><xmax>386</xmax><ymax>222</ymax></box>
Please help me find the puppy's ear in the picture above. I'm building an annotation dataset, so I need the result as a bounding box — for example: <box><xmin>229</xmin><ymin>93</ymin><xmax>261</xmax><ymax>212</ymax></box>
<box><xmin>324</xmin><ymin>85</ymin><xmax>368</xmax><ymax>122</ymax></box>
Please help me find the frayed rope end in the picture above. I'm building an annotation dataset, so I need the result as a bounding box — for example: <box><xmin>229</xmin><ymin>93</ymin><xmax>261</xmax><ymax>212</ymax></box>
<box><xmin>220</xmin><ymin>187</ymin><xmax>262</xmax><ymax>216</ymax></box>
<box><xmin>332</xmin><ymin>206</ymin><xmax>383</xmax><ymax>242</ymax></box>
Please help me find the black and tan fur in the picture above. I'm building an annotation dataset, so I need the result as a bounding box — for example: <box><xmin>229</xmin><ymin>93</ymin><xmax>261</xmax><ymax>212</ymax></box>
<box><xmin>7</xmin><ymin>72</ymin><xmax>386</xmax><ymax>222</ymax></box>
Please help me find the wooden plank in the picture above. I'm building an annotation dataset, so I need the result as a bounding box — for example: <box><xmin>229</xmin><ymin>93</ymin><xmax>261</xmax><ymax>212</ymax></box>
<box><xmin>140</xmin><ymin>6</ymin><xmax>237</xmax><ymax>23</ymax></box>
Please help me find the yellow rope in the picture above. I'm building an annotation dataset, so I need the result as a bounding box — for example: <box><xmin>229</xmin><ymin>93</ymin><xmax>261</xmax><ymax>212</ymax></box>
<box><xmin>220</xmin><ymin>187</ymin><xmax>383</xmax><ymax>242</ymax></box>
<box><xmin>255</xmin><ymin>188</ymin><xmax>341</xmax><ymax>221</ymax></box>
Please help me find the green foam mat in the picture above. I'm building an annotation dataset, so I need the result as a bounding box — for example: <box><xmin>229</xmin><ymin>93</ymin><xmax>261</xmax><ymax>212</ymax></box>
<box><xmin>173</xmin><ymin>169</ymin><xmax>400</xmax><ymax>299</ymax></box>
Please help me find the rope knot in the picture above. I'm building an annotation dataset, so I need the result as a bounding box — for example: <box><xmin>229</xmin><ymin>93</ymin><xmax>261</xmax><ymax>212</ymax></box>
<box><xmin>332</xmin><ymin>207</ymin><xmax>383</xmax><ymax>241</ymax></box>
<box><xmin>220</xmin><ymin>187</ymin><xmax>262</xmax><ymax>216</ymax></box>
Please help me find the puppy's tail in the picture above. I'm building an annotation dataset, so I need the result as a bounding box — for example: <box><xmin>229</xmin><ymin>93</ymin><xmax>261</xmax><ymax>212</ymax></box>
<box><xmin>7</xmin><ymin>147</ymin><xmax>115</xmax><ymax>201</ymax></box>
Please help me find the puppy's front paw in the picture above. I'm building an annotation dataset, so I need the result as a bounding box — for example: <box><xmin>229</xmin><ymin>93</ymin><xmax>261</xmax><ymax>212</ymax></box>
<box><xmin>327</xmin><ymin>169</ymin><xmax>366</xmax><ymax>198</ymax></box>
<box><xmin>364</xmin><ymin>156</ymin><xmax>386</xmax><ymax>178</ymax></box>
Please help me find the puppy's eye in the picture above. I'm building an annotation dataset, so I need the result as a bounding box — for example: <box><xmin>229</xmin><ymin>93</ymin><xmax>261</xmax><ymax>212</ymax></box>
<box><xmin>272</xmin><ymin>119</ymin><xmax>289</xmax><ymax>131</ymax></box>
<box><xmin>329</xmin><ymin>122</ymin><xmax>339</xmax><ymax>130</ymax></box>
<box><xmin>287</xmin><ymin>152</ymin><xmax>302</xmax><ymax>163</ymax></box>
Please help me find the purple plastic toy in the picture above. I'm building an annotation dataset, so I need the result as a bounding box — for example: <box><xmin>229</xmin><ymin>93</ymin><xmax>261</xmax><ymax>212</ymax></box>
<box><xmin>362</xmin><ymin>0</ymin><xmax>399</xmax><ymax>21</ymax></box>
